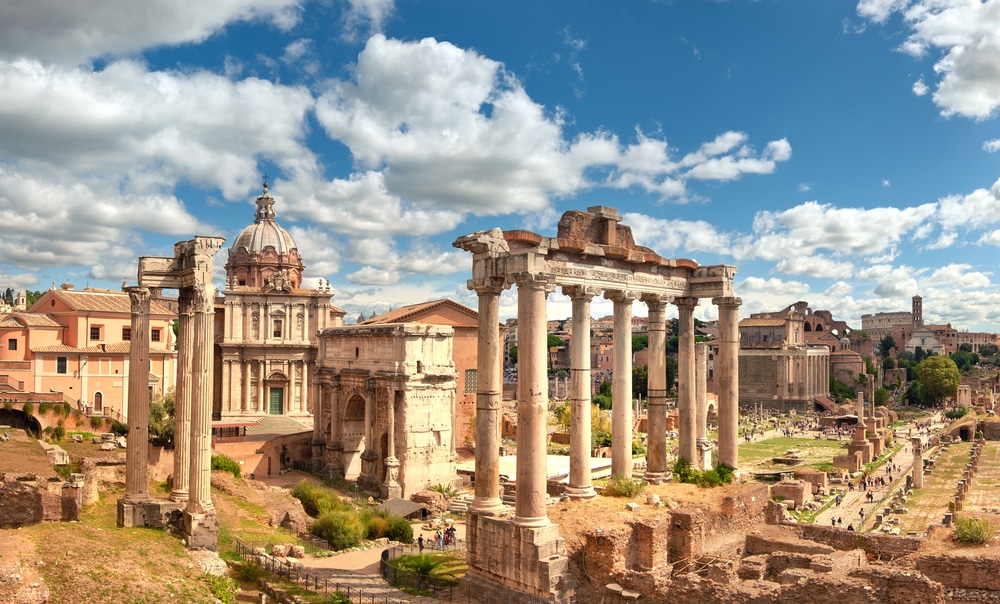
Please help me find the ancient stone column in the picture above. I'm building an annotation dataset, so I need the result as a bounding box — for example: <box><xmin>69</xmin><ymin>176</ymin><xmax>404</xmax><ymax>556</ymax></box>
<box><xmin>911</xmin><ymin>437</ymin><xmax>924</xmax><ymax>489</ymax></box>
<box><xmin>327</xmin><ymin>376</ymin><xmax>344</xmax><ymax>476</ymax></box>
<box><xmin>123</xmin><ymin>286</ymin><xmax>152</xmax><ymax>505</ymax></box>
<box><xmin>857</xmin><ymin>391</ymin><xmax>865</xmax><ymax>425</ymax></box>
<box><xmin>312</xmin><ymin>372</ymin><xmax>328</xmax><ymax>463</ymax></box>
<box><xmin>185</xmin><ymin>281</ymin><xmax>219</xmax><ymax>546</ymax></box>
<box><xmin>606</xmin><ymin>290</ymin><xmax>635</xmax><ymax>479</ymax></box>
<box><xmin>382</xmin><ymin>386</ymin><xmax>401</xmax><ymax>499</ymax></box>
<box><xmin>675</xmin><ymin>297</ymin><xmax>698</xmax><ymax>464</ymax></box>
<box><xmin>696</xmin><ymin>342</ymin><xmax>711</xmax><ymax>470</ymax></box>
<box><xmin>565</xmin><ymin>286</ymin><xmax>597</xmax><ymax>498</ymax></box>
<box><xmin>513</xmin><ymin>274</ymin><xmax>551</xmax><ymax>527</ymax></box>
<box><xmin>470</xmin><ymin>279</ymin><xmax>506</xmax><ymax>514</ymax></box>
<box><xmin>171</xmin><ymin>288</ymin><xmax>194</xmax><ymax>502</ymax></box>
<box><xmin>714</xmin><ymin>296</ymin><xmax>741</xmax><ymax>471</ymax></box>
<box><xmin>642</xmin><ymin>294</ymin><xmax>670</xmax><ymax>484</ymax></box>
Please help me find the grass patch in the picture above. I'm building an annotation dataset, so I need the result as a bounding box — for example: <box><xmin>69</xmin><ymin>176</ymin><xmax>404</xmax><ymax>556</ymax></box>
<box><xmin>954</xmin><ymin>516</ymin><xmax>998</xmax><ymax>545</ymax></box>
<box><xmin>602</xmin><ymin>475</ymin><xmax>646</xmax><ymax>497</ymax></box>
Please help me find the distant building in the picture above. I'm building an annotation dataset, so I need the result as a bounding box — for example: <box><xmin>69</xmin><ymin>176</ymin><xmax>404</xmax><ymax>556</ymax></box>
<box><xmin>0</xmin><ymin>284</ymin><xmax>176</xmax><ymax>420</ymax></box>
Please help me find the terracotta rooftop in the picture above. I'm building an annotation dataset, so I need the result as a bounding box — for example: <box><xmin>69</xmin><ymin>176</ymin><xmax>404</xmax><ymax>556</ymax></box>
<box><xmin>31</xmin><ymin>343</ymin><xmax>175</xmax><ymax>355</ymax></box>
<box><xmin>360</xmin><ymin>299</ymin><xmax>477</xmax><ymax>325</ymax></box>
<box><xmin>42</xmin><ymin>288</ymin><xmax>175</xmax><ymax>316</ymax></box>
<box><xmin>0</xmin><ymin>313</ymin><xmax>63</xmax><ymax>328</ymax></box>
<box><xmin>739</xmin><ymin>318</ymin><xmax>786</xmax><ymax>327</ymax></box>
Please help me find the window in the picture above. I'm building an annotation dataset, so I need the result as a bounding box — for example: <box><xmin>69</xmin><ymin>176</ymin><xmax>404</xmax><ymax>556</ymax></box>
<box><xmin>465</xmin><ymin>369</ymin><xmax>478</xmax><ymax>394</ymax></box>
<box><xmin>122</xmin><ymin>327</ymin><xmax>131</xmax><ymax>341</ymax></box>
<box><xmin>273</xmin><ymin>319</ymin><xmax>283</xmax><ymax>338</ymax></box>
<box><xmin>56</xmin><ymin>357</ymin><xmax>67</xmax><ymax>374</ymax></box>
<box><xmin>151</xmin><ymin>329</ymin><xmax>161</xmax><ymax>342</ymax></box>
<box><xmin>90</xmin><ymin>325</ymin><xmax>102</xmax><ymax>340</ymax></box>
<box><xmin>7</xmin><ymin>338</ymin><xmax>16</xmax><ymax>351</ymax></box>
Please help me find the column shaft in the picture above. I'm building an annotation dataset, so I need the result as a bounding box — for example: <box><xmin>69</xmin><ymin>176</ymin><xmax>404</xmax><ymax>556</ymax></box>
<box><xmin>696</xmin><ymin>342</ymin><xmax>708</xmax><ymax>441</ymax></box>
<box><xmin>676</xmin><ymin>298</ymin><xmax>698</xmax><ymax>464</ymax></box>
<box><xmin>171</xmin><ymin>290</ymin><xmax>194</xmax><ymax>502</ymax></box>
<box><xmin>714</xmin><ymin>297</ymin><xmax>742</xmax><ymax>470</ymax></box>
<box><xmin>566</xmin><ymin>287</ymin><xmax>596</xmax><ymax>497</ymax></box>
<box><xmin>608</xmin><ymin>292</ymin><xmax>634</xmax><ymax>479</ymax></box>
<box><xmin>123</xmin><ymin>287</ymin><xmax>151</xmax><ymax>504</ymax></box>
<box><xmin>643</xmin><ymin>295</ymin><xmax>669</xmax><ymax>483</ymax></box>
<box><xmin>471</xmin><ymin>282</ymin><xmax>505</xmax><ymax>514</ymax></box>
<box><xmin>188</xmin><ymin>284</ymin><xmax>215</xmax><ymax>514</ymax></box>
<box><xmin>514</xmin><ymin>277</ymin><xmax>550</xmax><ymax>527</ymax></box>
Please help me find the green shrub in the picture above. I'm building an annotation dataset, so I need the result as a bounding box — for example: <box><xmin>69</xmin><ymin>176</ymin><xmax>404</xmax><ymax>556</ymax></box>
<box><xmin>603</xmin><ymin>475</ymin><xmax>646</xmax><ymax>498</ymax></box>
<box><xmin>364</xmin><ymin>512</ymin><xmax>390</xmax><ymax>540</ymax></box>
<box><xmin>235</xmin><ymin>560</ymin><xmax>265</xmax><ymax>582</ymax></box>
<box><xmin>954</xmin><ymin>516</ymin><xmax>997</xmax><ymax>545</ymax></box>
<box><xmin>51</xmin><ymin>424</ymin><xmax>65</xmax><ymax>442</ymax></box>
<box><xmin>3</xmin><ymin>400</ymin><xmax>11</xmax><ymax>411</ymax></box>
<box><xmin>696</xmin><ymin>469</ymin><xmax>724</xmax><ymax>487</ymax></box>
<box><xmin>945</xmin><ymin>406</ymin><xmax>970</xmax><ymax>420</ymax></box>
<box><xmin>330</xmin><ymin>591</ymin><xmax>352</xmax><ymax>604</ymax></box>
<box><xmin>429</xmin><ymin>483</ymin><xmax>457</xmax><ymax>497</ymax></box>
<box><xmin>62</xmin><ymin>402</ymin><xmax>72</xmax><ymax>417</ymax></box>
<box><xmin>110</xmin><ymin>419</ymin><xmax>128</xmax><ymax>435</ymax></box>
<box><xmin>22</xmin><ymin>402</ymin><xmax>34</xmax><ymax>416</ymax></box>
<box><xmin>386</xmin><ymin>515</ymin><xmax>414</xmax><ymax>544</ymax></box>
<box><xmin>38</xmin><ymin>401</ymin><xmax>51</xmax><ymax>415</ymax></box>
<box><xmin>673</xmin><ymin>457</ymin><xmax>696</xmax><ymax>483</ymax></box>
<box><xmin>206</xmin><ymin>574</ymin><xmax>238</xmax><ymax>604</ymax></box>
<box><xmin>311</xmin><ymin>510</ymin><xmax>364</xmax><ymax>550</ymax></box>
<box><xmin>291</xmin><ymin>480</ymin><xmax>349</xmax><ymax>518</ymax></box>
<box><xmin>90</xmin><ymin>416</ymin><xmax>105</xmax><ymax>430</ymax></box>
<box><xmin>672</xmin><ymin>459</ymin><xmax>734</xmax><ymax>488</ymax></box>
<box><xmin>210</xmin><ymin>454</ymin><xmax>241</xmax><ymax>479</ymax></box>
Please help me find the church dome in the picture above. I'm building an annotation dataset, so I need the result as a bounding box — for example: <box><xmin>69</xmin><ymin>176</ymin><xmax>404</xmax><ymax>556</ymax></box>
<box><xmin>225</xmin><ymin>181</ymin><xmax>304</xmax><ymax>291</ymax></box>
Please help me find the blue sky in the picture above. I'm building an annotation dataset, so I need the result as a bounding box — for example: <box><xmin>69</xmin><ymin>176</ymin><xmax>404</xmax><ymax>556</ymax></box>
<box><xmin>3</xmin><ymin>0</ymin><xmax>1000</xmax><ymax>330</ymax></box>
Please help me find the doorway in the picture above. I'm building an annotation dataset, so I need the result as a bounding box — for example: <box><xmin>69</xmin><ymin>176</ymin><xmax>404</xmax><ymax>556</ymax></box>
<box><xmin>269</xmin><ymin>388</ymin><xmax>284</xmax><ymax>414</ymax></box>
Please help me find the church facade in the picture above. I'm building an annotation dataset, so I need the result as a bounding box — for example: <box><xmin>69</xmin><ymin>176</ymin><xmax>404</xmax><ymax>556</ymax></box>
<box><xmin>213</xmin><ymin>184</ymin><xmax>345</xmax><ymax>421</ymax></box>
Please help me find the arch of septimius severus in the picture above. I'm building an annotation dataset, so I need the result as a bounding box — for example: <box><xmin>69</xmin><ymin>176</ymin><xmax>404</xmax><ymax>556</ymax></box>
<box><xmin>454</xmin><ymin>206</ymin><xmax>740</xmax><ymax>603</ymax></box>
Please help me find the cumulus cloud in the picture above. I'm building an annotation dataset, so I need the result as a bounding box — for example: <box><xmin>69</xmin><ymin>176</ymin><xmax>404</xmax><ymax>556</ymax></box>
<box><xmin>341</xmin><ymin>0</ymin><xmax>395</xmax><ymax>43</ymax></box>
<box><xmin>623</xmin><ymin>213</ymin><xmax>730</xmax><ymax>254</ymax></box>
<box><xmin>925</xmin><ymin>263</ymin><xmax>991</xmax><ymax>289</ymax></box>
<box><xmin>0</xmin><ymin>0</ymin><xmax>301</xmax><ymax>65</ymax></box>
<box><xmin>774</xmin><ymin>255</ymin><xmax>855</xmax><ymax>279</ymax></box>
<box><xmin>342</xmin><ymin>236</ymin><xmax>467</xmax><ymax>285</ymax></box>
<box><xmin>859</xmin><ymin>0</ymin><xmax>1000</xmax><ymax>119</ymax></box>
<box><xmin>984</xmin><ymin>138</ymin><xmax>1000</xmax><ymax>153</ymax></box>
<box><xmin>912</xmin><ymin>78</ymin><xmax>928</xmax><ymax>96</ymax></box>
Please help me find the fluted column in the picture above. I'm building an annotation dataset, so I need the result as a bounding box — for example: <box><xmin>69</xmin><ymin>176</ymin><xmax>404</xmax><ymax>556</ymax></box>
<box><xmin>470</xmin><ymin>279</ymin><xmax>506</xmax><ymax>515</ymax></box>
<box><xmin>695</xmin><ymin>341</ymin><xmax>712</xmax><ymax>470</ymax></box>
<box><xmin>123</xmin><ymin>286</ymin><xmax>151</xmax><ymax>504</ymax></box>
<box><xmin>512</xmin><ymin>274</ymin><xmax>552</xmax><ymax>527</ymax></box>
<box><xmin>171</xmin><ymin>289</ymin><xmax>194</xmax><ymax>502</ymax></box>
<box><xmin>642</xmin><ymin>294</ymin><xmax>670</xmax><ymax>483</ymax></box>
<box><xmin>565</xmin><ymin>286</ymin><xmax>597</xmax><ymax>498</ymax></box>
<box><xmin>606</xmin><ymin>290</ymin><xmax>635</xmax><ymax>479</ymax></box>
<box><xmin>675</xmin><ymin>297</ymin><xmax>698</xmax><ymax>464</ymax></box>
<box><xmin>188</xmin><ymin>282</ymin><xmax>216</xmax><ymax>515</ymax></box>
<box><xmin>911</xmin><ymin>437</ymin><xmax>924</xmax><ymax>488</ymax></box>
<box><xmin>714</xmin><ymin>296</ymin><xmax>741</xmax><ymax>470</ymax></box>
<box><xmin>312</xmin><ymin>373</ymin><xmax>325</xmax><ymax>445</ymax></box>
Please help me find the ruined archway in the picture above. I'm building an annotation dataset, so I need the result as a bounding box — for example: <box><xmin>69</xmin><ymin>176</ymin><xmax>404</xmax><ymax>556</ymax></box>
<box><xmin>0</xmin><ymin>408</ymin><xmax>41</xmax><ymax>435</ymax></box>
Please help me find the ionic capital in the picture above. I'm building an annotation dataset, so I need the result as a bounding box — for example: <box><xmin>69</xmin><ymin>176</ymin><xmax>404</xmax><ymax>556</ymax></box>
<box><xmin>712</xmin><ymin>296</ymin><xmax>743</xmax><ymax>309</ymax></box>
<box><xmin>603</xmin><ymin>289</ymin><xmax>638</xmax><ymax>303</ymax></box>
<box><xmin>510</xmin><ymin>272</ymin><xmax>555</xmax><ymax>293</ymax></box>
<box><xmin>673</xmin><ymin>296</ymin><xmax>699</xmax><ymax>310</ymax></box>
<box><xmin>468</xmin><ymin>277</ymin><xmax>508</xmax><ymax>296</ymax></box>
<box><xmin>562</xmin><ymin>285</ymin><xmax>599</xmax><ymax>300</ymax></box>
<box><xmin>640</xmin><ymin>293</ymin><xmax>672</xmax><ymax>312</ymax></box>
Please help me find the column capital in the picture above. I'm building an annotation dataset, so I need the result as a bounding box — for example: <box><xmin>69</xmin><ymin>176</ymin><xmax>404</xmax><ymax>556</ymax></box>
<box><xmin>603</xmin><ymin>289</ymin><xmax>638</xmax><ymax>303</ymax></box>
<box><xmin>192</xmin><ymin>283</ymin><xmax>216</xmax><ymax>313</ymax></box>
<box><xmin>124</xmin><ymin>286</ymin><xmax>152</xmax><ymax>313</ymax></box>
<box><xmin>468</xmin><ymin>277</ymin><xmax>509</xmax><ymax>295</ymax></box>
<box><xmin>510</xmin><ymin>272</ymin><xmax>555</xmax><ymax>293</ymax></box>
<box><xmin>640</xmin><ymin>293</ymin><xmax>672</xmax><ymax>309</ymax></box>
<box><xmin>562</xmin><ymin>285</ymin><xmax>599</xmax><ymax>299</ymax></box>
<box><xmin>673</xmin><ymin>296</ymin><xmax>699</xmax><ymax>310</ymax></box>
<box><xmin>177</xmin><ymin>288</ymin><xmax>196</xmax><ymax>316</ymax></box>
<box><xmin>712</xmin><ymin>296</ymin><xmax>743</xmax><ymax>308</ymax></box>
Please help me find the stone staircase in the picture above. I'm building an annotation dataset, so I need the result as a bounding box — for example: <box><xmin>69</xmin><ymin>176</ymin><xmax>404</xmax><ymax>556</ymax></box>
<box><xmin>244</xmin><ymin>415</ymin><xmax>312</xmax><ymax>441</ymax></box>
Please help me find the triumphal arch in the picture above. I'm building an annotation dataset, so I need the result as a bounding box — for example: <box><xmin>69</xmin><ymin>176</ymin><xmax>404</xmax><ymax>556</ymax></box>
<box><xmin>454</xmin><ymin>206</ymin><xmax>740</xmax><ymax>603</ymax></box>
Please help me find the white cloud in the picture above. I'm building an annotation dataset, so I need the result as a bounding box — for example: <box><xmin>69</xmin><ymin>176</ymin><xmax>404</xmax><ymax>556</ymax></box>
<box><xmin>984</xmin><ymin>138</ymin><xmax>1000</xmax><ymax>153</ymax></box>
<box><xmin>774</xmin><ymin>255</ymin><xmax>855</xmax><ymax>279</ymax></box>
<box><xmin>925</xmin><ymin>263</ymin><xmax>991</xmax><ymax>289</ymax></box>
<box><xmin>823</xmin><ymin>281</ymin><xmax>853</xmax><ymax>297</ymax></box>
<box><xmin>912</xmin><ymin>78</ymin><xmax>929</xmax><ymax>96</ymax></box>
<box><xmin>881</xmin><ymin>178</ymin><xmax>891</xmax><ymax>187</ymax></box>
<box><xmin>0</xmin><ymin>0</ymin><xmax>301</xmax><ymax>65</ymax></box>
<box><xmin>798</xmin><ymin>183</ymin><xmax>812</xmax><ymax>193</ymax></box>
<box><xmin>623</xmin><ymin>213</ymin><xmax>729</xmax><ymax>254</ymax></box>
<box><xmin>871</xmin><ymin>265</ymin><xmax>921</xmax><ymax>298</ymax></box>
<box><xmin>859</xmin><ymin>0</ymin><xmax>1000</xmax><ymax>119</ymax></box>
<box><xmin>342</xmin><ymin>0</ymin><xmax>395</xmax><ymax>43</ymax></box>
<box><xmin>935</xmin><ymin>179</ymin><xmax>1000</xmax><ymax>231</ymax></box>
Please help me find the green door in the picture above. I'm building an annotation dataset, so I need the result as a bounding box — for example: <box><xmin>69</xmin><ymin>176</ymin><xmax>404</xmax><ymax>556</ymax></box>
<box><xmin>269</xmin><ymin>388</ymin><xmax>284</xmax><ymax>414</ymax></box>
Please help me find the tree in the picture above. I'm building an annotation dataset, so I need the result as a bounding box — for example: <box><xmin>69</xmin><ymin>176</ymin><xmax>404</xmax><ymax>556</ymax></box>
<box><xmin>916</xmin><ymin>356</ymin><xmax>960</xmax><ymax>405</ymax></box>
<box><xmin>951</xmin><ymin>349</ymin><xmax>979</xmax><ymax>373</ymax></box>
<box><xmin>508</xmin><ymin>346</ymin><xmax>517</xmax><ymax>364</ymax></box>
<box><xmin>829</xmin><ymin>376</ymin><xmax>856</xmax><ymax>404</ymax></box>
<box><xmin>873</xmin><ymin>387</ymin><xmax>889</xmax><ymax>407</ymax></box>
<box><xmin>959</xmin><ymin>343</ymin><xmax>973</xmax><ymax>353</ymax></box>
<box><xmin>149</xmin><ymin>390</ymin><xmax>176</xmax><ymax>443</ymax></box>
<box><xmin>665</xmin><ymin>356</ymin><xmax>678</xmax><ymax>394</ymax></box>
<box><xmin>632</xmin><ymin>365</ymin><xmax>648</xmax><ymax>399</ymax></box>
<box><xmin>632</xmin><ymin>334</ymin><xmax>648</xmax><ymax>352</ymax></box>
<box><xmin>879</xmin><ymin>334</ymin><xmax>896</xmax><ymax>357</ymax></box>
<box><xmin>979</xmin><ymin>344</ymin><xmax>999</xmax><ymax>358</ymax></box>
<box><xmin>905</xmin><ymin>381</ymin><xmax>934</xmax><ymax>407</ymax></box>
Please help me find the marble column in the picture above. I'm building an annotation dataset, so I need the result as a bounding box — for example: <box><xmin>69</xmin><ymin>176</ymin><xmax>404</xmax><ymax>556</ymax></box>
<box><xmin>171</xmin><ymin>289</ymin><xmax>194</xmax><ymax>502</ymax></box>
<box><xmin>911</xmin><ymin>437</ymin><xmax>924</xmax><ymax>489</ymax></box>
<box><xmin>312</xmin><ymin>372</ymin><xmax>326</xmax><ymax>456</ymax></box>
<box><xmin>606</xmin><ymin>290</ymin><xmax>635</xmax><ymax>479</ymax></box>
<box><xmin>123</xmin><ymin>286</ymin><xmax>151</xmax><ymax>505</ymax></box>
<box><xmin>714</xmin><ymin>296</ymin><xmax>741</xmax><ymax>471</ymax></box>
<box><xmin>470</xmin><ymin>279</ymin><xmax>506</xmax><ymax>514</ymax></box>
<box><xmin>513</xmin><ymin>274</ymin><xmax>551</xmax><ymax>527</ymax></box>
<box><xmin>327</xmin><ymin>376</ymin><xmax>345</xmax><ymax>476</ymax></box>
<box><xmin>188</xmin><ymin>282</ymin><xmax>216</xmax><ymax>516</ymax></box>
<box><xmin>696</xmin><ymin>341</ymin><xmax>711</xmax><ymax>470</ymax></box>
<box><xmin>382</xmin><ymin>386</ymin><xmax>401</xmax><ymax>499</ymax></box>
<box><xmin>675</xmin><ymin>297</ymin><xmax>698</xmax><ymax>464</ymax></box>
<box><xmin>642</xmin><ymin>294</ymin><xmax>670</xmax><ymax>484</ymax></box>
<box><xmin>565</xmin><ymin>286</ymin><xmax>597</xmax><ymax>498</ymax></box>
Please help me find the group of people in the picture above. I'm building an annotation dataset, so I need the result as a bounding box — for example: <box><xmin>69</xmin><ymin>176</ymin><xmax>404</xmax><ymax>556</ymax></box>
<box><xmin>416</xmin><ymin>526</ymin><xmax>459</xmax><ymax>552</ymax></box>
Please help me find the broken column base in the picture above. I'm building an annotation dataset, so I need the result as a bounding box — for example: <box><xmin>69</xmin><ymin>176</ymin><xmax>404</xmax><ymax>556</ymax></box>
<box><xmin>697</xmin><ymin>438</ymin><xmax>714</xmax><ymax>471</ymax></box>
<box><xmin>117</xmin><ymin>498</ymin><xmax>184</xmax><ymax>528</ymax></box>
<box><xmin>182</xmin><ymin>510</ymin><xmax>220</xmax><ymax>550</ymax></box>
<box><xmin>563</xmin><ymin>484</ymin><xmax>598</xmax><ymax>498</ymax></box>
<box><xmin>642</xmin><ymin>471</ymin><xmax>671</xmax><ymax>485</ymax></box>
<box><xmin>462</xmin><ymin>513</ymin><xmax>574</xmax><ymax>603</ymax></box>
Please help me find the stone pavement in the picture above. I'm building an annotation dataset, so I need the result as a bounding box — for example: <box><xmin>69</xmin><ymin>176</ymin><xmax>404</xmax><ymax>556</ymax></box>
<box><xmin>300</xmin><ymin>547</ymin><xmax>447</xmax><ymax>603</ymax></box>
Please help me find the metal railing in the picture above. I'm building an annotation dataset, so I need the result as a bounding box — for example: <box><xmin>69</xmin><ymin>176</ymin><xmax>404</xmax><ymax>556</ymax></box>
<box><xmin>235</xmin><ymin>538</ymin><xmax>412</xmax><ymax>603</ymax></box>
<box><xmin>380</xmin><ymin>546</ymin><xmax>459</xmax><ymax>600</ymax></box>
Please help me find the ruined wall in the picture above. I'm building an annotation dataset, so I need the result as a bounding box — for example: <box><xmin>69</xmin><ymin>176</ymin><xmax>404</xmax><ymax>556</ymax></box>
<box><xmin>81</xmin><ymin>456</ymin><xmax>126</xmax><ymax>505</ymax></box>
<box><xmin>982</xmin><ymin>416</ymin><xmax>1000</xmax><ymax>440</ymax></box>
<box><xmin>915</xmin><ymin>554</ymin><xmax>1000</xmax><ymax>590</ymax></box>
<box><xmin>0</xmin><ymin>478</ymin><xmax>79</xmax><ymax>527</ymax></box>
<box><xmin>795</xmin><ymin>524</ymin><xmax>922</xmax><ymax>560</ymax></box>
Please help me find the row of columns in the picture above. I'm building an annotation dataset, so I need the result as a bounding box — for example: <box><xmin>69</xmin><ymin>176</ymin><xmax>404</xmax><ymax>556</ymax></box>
<box><xmin>468</xmin><ymin>274</ymin><xmax>742</xmax><ymax>527</ymax></box>
<box><xmin>121</xmin><ymin>282</ymin><xmax>216</xmax><ymax>525</ymax></box>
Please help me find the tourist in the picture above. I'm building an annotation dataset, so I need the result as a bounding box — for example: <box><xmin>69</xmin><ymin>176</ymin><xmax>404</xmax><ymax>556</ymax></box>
<box><xmin>418</xmin><ymin>535</ymin><xmax>424</xmax><ymax>552</ymax></box>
